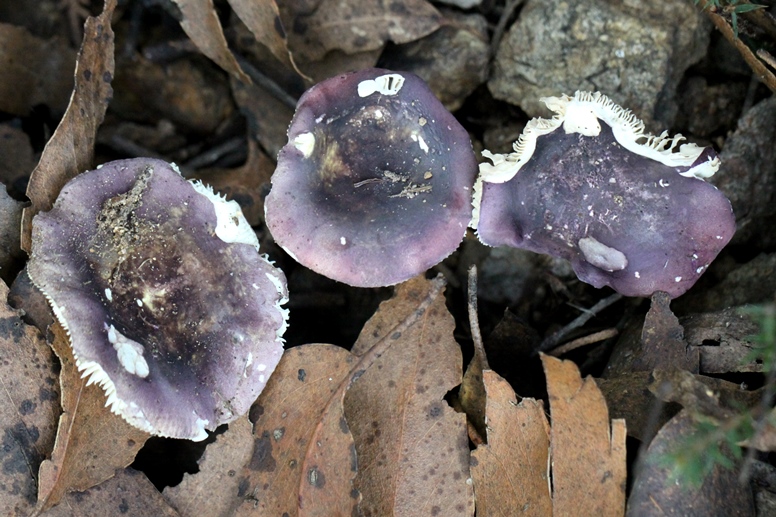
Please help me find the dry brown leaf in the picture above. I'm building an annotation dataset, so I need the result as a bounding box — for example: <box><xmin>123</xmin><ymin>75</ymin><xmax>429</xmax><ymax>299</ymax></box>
<box><xmin>164</xmin><ymin>416</ymin><xmax>254</xmax><ymax>517</ymax></box>
<box><xmin>36</xmin><ymin>323</ymin><xmax>150</xmax><ymax>512</ymax></box>
<box><xmin>627</xmin><ymin>410</ymin><xmax>755</xmax><ymax>516</ymax></box>
<box><xmin>20</xmin><ymin>0</ymin><xmax>116</xmax><ymax>252</ymax></box>
<box><xmin>227</xmin><ymin>0</ymin><xmax>306</xmax><ymax>78</ymax></box>
<box><xmin>112</xmin><ymin>53</ymin><xmax>235</xmax><ymax>136</ymax></box>
<box><xmin>637</xmin><ymin>291</ymin><xmax>697</xmax><ymax>373</ymax></box>
<box><xmin>232</xmin><ymin>343</ymin><xmax>357</xmax><ymax>516</ymax></box>
<box><xmin>234</xmin><ymin>276</ymin><xmax>448</xmax><ymax>515</ymax></box>
<box><xmin>597</xmin><ymin>372</ymin><xmax>679</xmax><ymax>444</ymax></box>
<box><xmin>39</xmin><ymin>467</ymin><xmax>180</xmax><ymax>517</ymax></box>
<box><xmin>542</xmin><ymin>354</ymin><xmax>626</xmax><ymax>517</ymax></box>
<box><xmin>280</xmin><ymin>0</ymin><xmax>442</xmax><ymax>63</ymax></box>
<box><xmin>0</xmin><ymin>23</ymin><xmax>75</xmax><ymax>116</ymax></box>
<box><xmin>171</xmin><ymin>0</ymin><xmax>250</xmax><ymax>83</ymax></box>
<box><xmin>345</xmin><ymin>276</ymin><xmax>474</xmax><ymax>517</ymax></box>
<box><xmin>470</xmin><ymin>370</ymin><xmax>551</xmax><ymax>517</ymax></box>
<box><xmin>0</xmin><ymin>281</ymin><xmax>60</xmax><ymax>517</ymax></box>
<box><xmin>682</xmin><ymin>308</ymin><xmax>762</xmax><ymax>374</ymax></box>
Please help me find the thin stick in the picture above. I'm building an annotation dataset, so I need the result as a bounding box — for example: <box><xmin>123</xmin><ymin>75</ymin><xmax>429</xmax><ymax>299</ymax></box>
<box><xmin>467</xmin><ymin>265</ymin><xmax>489</xmax><ymax>370</ymax></box>
<box><xmin>490</xmin><ymin>0</ymin><xmax>525</xmax><ymax>60</ymax></box>
<box><xmin>547</xmin><ymin>328</ymin><xmax>619</xmax><ymax>357</ymax></box>
<box><xmin>537</xmin><ymin>293</ymin><xmax>622</xmax><ymax>353</ymax></box>
<box><xmin>698</xmin><ymin>3</ymin><xmax>776</xmax><ymax>94</ymax></box>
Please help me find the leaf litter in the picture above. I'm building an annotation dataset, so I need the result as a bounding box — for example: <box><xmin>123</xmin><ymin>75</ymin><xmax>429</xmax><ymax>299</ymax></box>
<box><xmin>345</xmin><ymin>276</ymin><xmax>474</xmax><ymax>517</ymax></box>
<box><xmin>0</xmin><ymin>282</ymin><xmax>60</xmax><ymax>517</ymax></box>
<box><xmin>36</xmin><ymin>323</ymin><xmax>150</xmax><ymax>512</ymax></box>
<box><xmin>1</xmin><ymin>0</ymin><xmax>774</xmax><ymax>515</ymax></box>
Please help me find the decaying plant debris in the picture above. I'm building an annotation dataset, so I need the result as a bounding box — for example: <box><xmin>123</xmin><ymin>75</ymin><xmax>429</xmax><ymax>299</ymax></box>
<box><xmin>1</xmin><ymin>0</ymin><xmax>776</xmax><ymax>516</ymax></box>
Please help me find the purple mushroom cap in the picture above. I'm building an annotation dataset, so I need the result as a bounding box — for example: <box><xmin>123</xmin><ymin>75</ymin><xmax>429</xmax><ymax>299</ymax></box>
<box><xmin>265</xmin><ymin>68</ymin><xmax>477</xmax><ymax>287</ymax></box>
<box><xmin>28</xmin><ymin>158</ymin><xmax>289</xmax><ymax>440</ymax></box>
<box><xmin>474</xmin><ymin>92</ymin><xmax>736</xmax><ymax>298</ymax></box>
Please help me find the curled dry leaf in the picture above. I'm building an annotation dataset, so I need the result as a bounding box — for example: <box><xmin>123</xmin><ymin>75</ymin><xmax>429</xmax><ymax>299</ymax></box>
<box><xmin>171</xmin><ymin>0</ymin><xmax>250</xmax><ymax>83</ymax></box>
<box><xmin>226</xmin><ymin>0</ymin><xmax>306</xmax><ymax>78</ymax></box>
<box><xmin>346</xmin><ymin>276</ymin><xmax>474</xmax><ymax>517</ymax></box>
<box><xmin>36</xmin><ymin>323</ymin><xmax>150</xmax><ymax>512</ymax></box>
<box><xmin>542</xmin><ymin>354</ymin><xmax>627</xmax><ymax>517</ymax></box>
<box><xmin>164</xmin><ymin>416</ymin><xmax>254</xmax><ymax>517</ymax></box>
<box><xmin>20</xmin><ymin>0</ymin><xmax>117</xmax><ymax>252</ymax></box>
<box><xmin>0</xmin><ymin>281</ymin><xmax>60</xmax><ymax>517</ymax></box>
<box><xmin>470</xmin><ymin>370</ymin><xmax>552</xmax><ymax>517</ymax></box>
<box><xmin>39</xmin><ymin>468</ymin><xmax>179</xmax><ymax>517</ymax></box>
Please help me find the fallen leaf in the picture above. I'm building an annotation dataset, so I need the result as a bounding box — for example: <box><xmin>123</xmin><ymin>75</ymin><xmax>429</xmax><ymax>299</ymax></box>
<box><xmin>279</xmin><ymin>0</ymin><xmax>442</xmax><ymax>63</ymax></box>
<box><xmin>470</xmin><ymin>370</ymin><xmax>551</xmax><ymax>517</ymax></box>
<box><xmin>627</xmin><ymin>410</ymin><xmax>755</xmax><ymax>516</ymax></box>
<box><xmin>39</xmin><ymin>467</ymin><xmax>180</xmax><ymax>517</ymax></box>
<box><xmin>36</xmin><ymin>323</ymin><xmax>150</xmax><ymax>511</ymax></box>
<box><xmin>597</xmin><ymin>372</ymin><xmax>680</xmax><ymax>444</ymax></box>
<box><xmin>0</xmin><ymin>281</ymin><xmax>60</xmax><ymax>517</ymax></box>
<box><xmin>542</xmin><ymin>354</ymin><xmax>626</xmax><ymax>517</ymax></box>
<box><xmin>234</xmin><ymin>276</ymin><xmax>449</xmax><ymax>516</ymax></box>
<box><xmin>605</xmin><ymin>293</ymin><xmax>697</xmax><ymax>377</ymax></box>
<box><xmin>164</xmin><ymin>416</ymin><xmax>254</xmax><ymax>517</ymax></box>
<box><xmin>346</xmin><ymin>276</ymin><xmax>474</xmax><ymax>517</ymax></box>
<box><xmin>227</xmin><ymin>0</ymin><xmax>306</xmax><ymax>78</ymax></box>
<box><xmin>171</xmin><ymin>0</ymin><xmax>250</xmax><ymax>83</ymax></box>
<box><xmin>0</xmin><ymin>23</ymin><xmax>75</xmax><ymax>116</ymax></box>
<box><xmin>21</xmin><ymin>0</ymin><xmax>117</xmax><ymax>252</ymax></box>
<box><xmin>682</xmin><ymin>307</ymin><xmax>761</xmax><ymax>374</ymax></box>
<box><xmin>112</xmin><ymin>52</ymin><xmax>235</xmax><ymax>136</ymax></box>
<box><xmin>233</xmin><ymin>343</ymin><xmax>357</xmax><ymax>516</ymax></box>
<box><xmin>649</xmin><ymin>368</ymin><xmax>762</xmax><ymax>422</ymax></box>
<box><xmin>636</xmin><ymin>292</ymin><xmax>697</xmax><ymax>373</ymax></box>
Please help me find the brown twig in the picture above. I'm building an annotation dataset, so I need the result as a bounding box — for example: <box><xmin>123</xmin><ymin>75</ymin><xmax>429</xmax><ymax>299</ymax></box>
<box><xmin>490</xmin><ymin>0</ymin><xmax>525</xmax><ymax>60</ymax></box>
<box><xmin>537</xmin><ymin>293</ymin><xmax>623</xmax><ymax>352</ymax></box>
<box><xmin>547</xmin><ymin>328</ymin><xmax>620</xmax><ymax>357</ymax></box>
<box><xmin>467</xmin><ymin>265</ymin><xmax>489</xmax><ymax>370</ymax></box>
<box><xmin>701</xmin><ymin>4</ymin><xmax>776</xmax><ymax>93</ymax></box>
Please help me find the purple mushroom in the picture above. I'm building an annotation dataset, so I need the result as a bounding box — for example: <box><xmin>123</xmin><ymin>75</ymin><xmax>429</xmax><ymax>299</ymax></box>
<box><xmin>27</xmin><ymin>159</ymin><xmax>289</xmax><ymax>440</ymax></box>
<box><xmin>265</xmin><ymin>68</ymin><xmax>477</xmax><ymax>287</ymax></box>
<box><xmin>473</xmin><ymin>91</ymin><xmax>736</xmax><ymax>298</ymax></box>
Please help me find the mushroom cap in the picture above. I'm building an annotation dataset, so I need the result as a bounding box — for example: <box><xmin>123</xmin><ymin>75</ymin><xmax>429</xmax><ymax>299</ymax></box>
<box><xmin>473</xmin><ymin>91</ymin><xmax>736</xmax><ymax>298</ymax></box>
<box><xmin>28</xmin><ymin>158</ymin><xmax>289</xmax><ymax>441</ymax></box>
<box><xmin>265</xmin><ymin>68</ymin><xmax>477</xmax><ymax>287</ymax></box>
